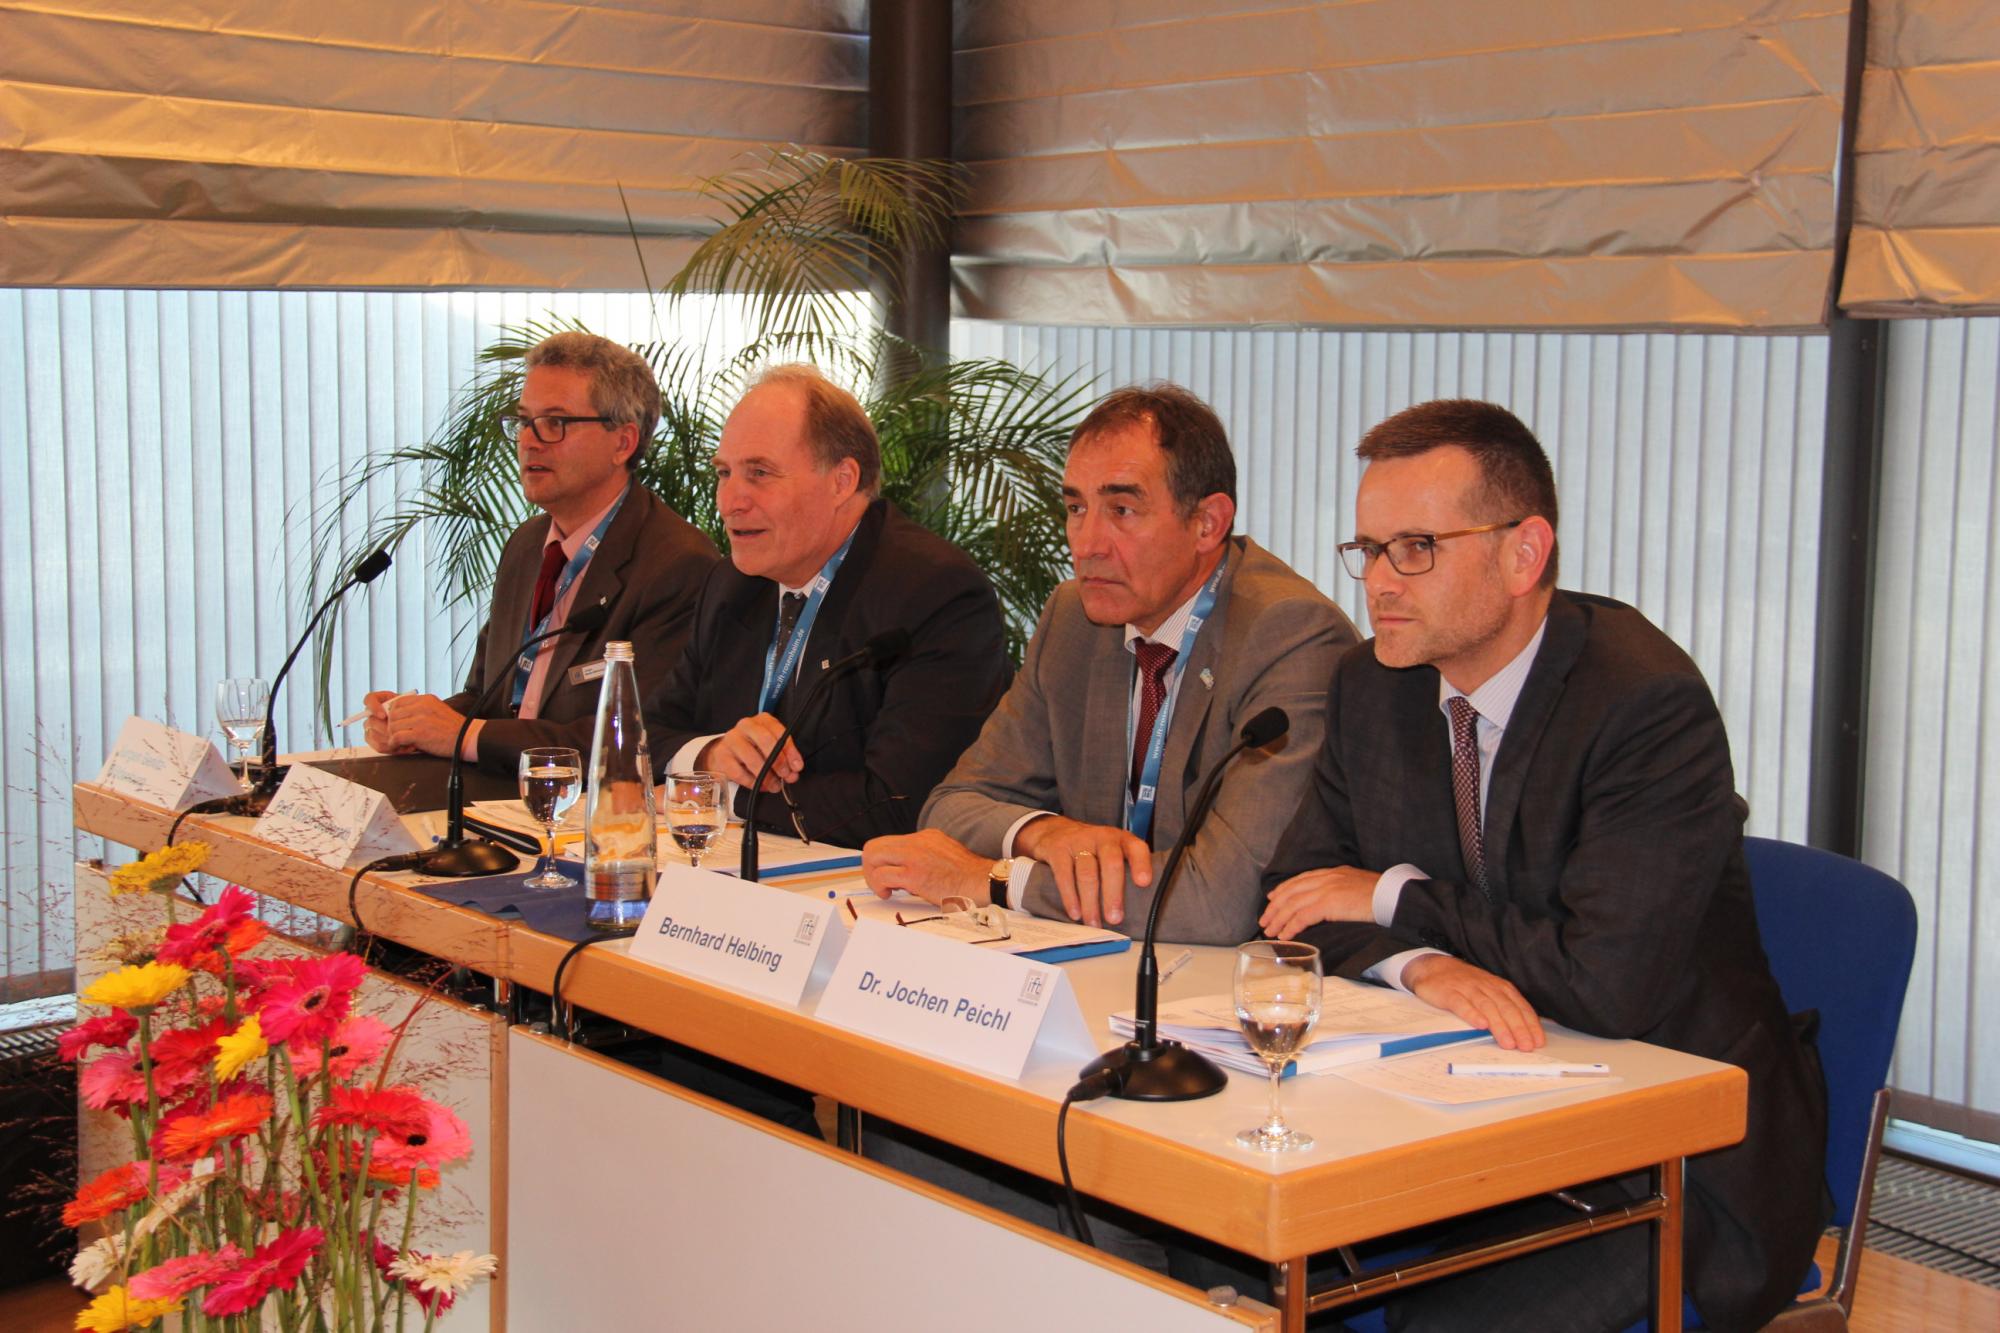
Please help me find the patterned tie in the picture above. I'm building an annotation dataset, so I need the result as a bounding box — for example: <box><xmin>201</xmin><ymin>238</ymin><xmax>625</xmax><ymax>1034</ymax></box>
<box><xmin>1130</xmin><ymin>641</ymin><xmax>1180</xmax><ymax>798</ymax></box>
<box><xmin>529</xmin><ymin>540</ymin><xmax>567</xmax><ymax>627</ymax></box>
<box><xmin>1448</xmin><ymin>695</ymin><xmax>1492</xmax><ymax>900</ymax></box>
<box><xmin>771</xmin><ymin>592</ymin><xmax>808</xmax><ymax>677</ymax></box>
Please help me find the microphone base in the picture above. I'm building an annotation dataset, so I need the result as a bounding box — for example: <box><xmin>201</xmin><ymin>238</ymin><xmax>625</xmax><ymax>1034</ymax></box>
<box><xmin>413</xmin><ymin>839</ymin><xmax>520</xmax><ymax>878</ymax></box>
<box><xmin>1080</xmin><ymin>1039</ymin><xmax>1227</xmax><ymax>1102</ymax></box>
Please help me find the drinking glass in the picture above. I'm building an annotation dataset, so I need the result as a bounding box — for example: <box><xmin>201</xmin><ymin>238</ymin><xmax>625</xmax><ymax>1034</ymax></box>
<box><xmin>664</xmin><ymin>771</ymin><xmax>724</xmax><ymax>869</ymax></box>
<box><xmin>214</xmin><ymin>677</ymin><xmax>270</xmax><ymax>789</ymax></box>
<box><xmin>518</xmin><ymin>747</ymin><xmax>583</xmax><ymax>889</ymax></box>
<box><xmin>1233</xmin><ymin>940</ymin><xmax>1323</xmax><ymax>1152</ymax></box>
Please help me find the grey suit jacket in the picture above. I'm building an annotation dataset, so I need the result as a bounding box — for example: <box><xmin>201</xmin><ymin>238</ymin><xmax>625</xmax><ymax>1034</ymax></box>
<box><xmin>923</xmin><ymin>537</ymin><xmax>1358</xmax><ymax>945</ymax></box>
<box><xmin>445</xmin><ymin>484</ymin><xmax>719</xmax><ymax>773</ymax></box>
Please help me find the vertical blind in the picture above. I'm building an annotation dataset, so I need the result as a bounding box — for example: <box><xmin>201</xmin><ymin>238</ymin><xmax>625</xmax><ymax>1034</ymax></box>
<box><xmin>951</xmin><ymin>322</ymin><xmax>1829</xmax><ymax>843</ymax></box>
<box><xmin>0</xmin><ymin>1</ymin><xmax>867</xmax><ymax>289</ymax></box>
<box><xmin>952</xmin><ymin>1</ymin><xmax>1853</xmax><ymax>331</ymax></box>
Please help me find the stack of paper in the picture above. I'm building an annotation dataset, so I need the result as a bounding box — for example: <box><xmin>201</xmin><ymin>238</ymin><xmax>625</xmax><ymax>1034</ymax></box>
<box><xmin>1109</xmin><ymin>981</ymin><xmax>1485</xmax><ymax>1077</ymax></box>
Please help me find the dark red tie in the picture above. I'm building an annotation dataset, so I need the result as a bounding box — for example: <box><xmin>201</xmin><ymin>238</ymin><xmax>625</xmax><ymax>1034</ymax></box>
<box><xmin>1130</xmin><ymin>642</ymin><xmax>1179</xmax><ymax>798</ymax></box>
<box><xmin>1448</xmin><ymin>695</ymin><xmax>1492</xmax><ymax>900</ymax></box>
<box><xmin>530</xmin><ymin>540</ymin><xmax>567</xmax><ymax>627</ymax></box>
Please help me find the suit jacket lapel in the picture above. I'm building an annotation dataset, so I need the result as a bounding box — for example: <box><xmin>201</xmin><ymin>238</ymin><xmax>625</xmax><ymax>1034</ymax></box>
<box><xmin>1079</xmin><ymin>627</ymin><xmax>1132</xmax><ymax>830</ymax></box>
<box><xmin>486</xmin><ymin>514</ymin><xmax>551</xmax><ymax>688</ymax></box>
<box><xmin>786</xmin><ymin>498</ymin><xmax>884</xmax><ymax>725</ymax></box>
<box><xmin>1152</xmin><ymin>539</ymin><xmax>1240</xmax><ymax>847</ymax></box>
<box><xmin>1481</xmin><ymin>594</ymin><xmax>1587</xmax><ymax>895</ymax></box>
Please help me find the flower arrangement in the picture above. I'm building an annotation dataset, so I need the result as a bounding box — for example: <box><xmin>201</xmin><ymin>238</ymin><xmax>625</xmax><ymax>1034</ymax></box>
<box><xmin>63</xmin><ymin>843</ymin><xmax>497</xmax><ymax>1332</ymax></box>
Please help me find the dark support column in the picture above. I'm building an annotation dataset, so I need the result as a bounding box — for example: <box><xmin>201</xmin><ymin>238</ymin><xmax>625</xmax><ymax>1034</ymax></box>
<box><xmin>1807</xmin><ymin>317</ymin><xmax>1886</xmax><ymax>857</ymax></box>
<box><xmin>869</xmin><ymin>0</ymin><xmax>953</xmax><ymax>372</ymax></box>
<box><xmin>1807</xmin><ymin>0</ymin><xmax>1885</xmax><ymax>856</ymax></box>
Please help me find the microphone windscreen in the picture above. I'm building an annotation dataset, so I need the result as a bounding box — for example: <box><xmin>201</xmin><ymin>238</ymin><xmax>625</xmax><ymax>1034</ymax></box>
<box><xmin>566</xmin><ymin>597</ymin><xmax>613</xmax><ymax>634</ymax></box>
<box><xmin>352</xmin><ymin>548</ymin><xmax>393</xmax><ymax>584</ymax></box>
<box><xmin>864</xmin><ymin>627</ymin><xmax>912</xmax><ymax>668</ymax></box>
<box><xmin>1240</xmin><ymin>706</ymin><xmax>1289</xmax><ymax>748</ymax></box>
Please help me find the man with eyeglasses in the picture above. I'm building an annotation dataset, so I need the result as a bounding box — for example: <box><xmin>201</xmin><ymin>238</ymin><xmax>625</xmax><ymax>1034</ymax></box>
<box><xmin>361</xmin><ymin>331</ymin><xmax>718</xmax><ymax>772</ymax></box>
<box><xmin>1259</xmin><ymin>399</ymin><xmax>1826</xmax><ymax>1331</ymax></box>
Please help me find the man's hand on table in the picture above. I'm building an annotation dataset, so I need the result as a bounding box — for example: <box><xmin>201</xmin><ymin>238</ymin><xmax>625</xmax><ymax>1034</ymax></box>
<box><xmin>1402</xmin><ymin>954</ymin><xmax>1545</xmax><ymax>1051</ymax></box>
<box><xmin>698</xmin><ymin>714</ymin><xmax>801</xmax><ymax>793</ymax></box>
<box><xmin>1013</xmin><ymin>815</ymin><xmax>1151</xmax><ymax>928</ymax></box>
<box><xmin>862</xmin><ymin>830</ymin><xmax>990</xmax><ymax>907</ymax></box>
<box><xmin>1259</xmin><ymin>865</ymin><xmax>1378</xmax><ymax>938</ymax></box>
<box><xmin>366</xmin><ymin>692</ymin><xmax>470</xmax><ymax>759</ymax></box>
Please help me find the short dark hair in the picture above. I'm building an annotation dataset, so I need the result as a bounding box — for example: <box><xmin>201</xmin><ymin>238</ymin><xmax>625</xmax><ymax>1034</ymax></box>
<box><xmin>1069</xmin><ymin>382</ymin><xmax>1236</xmax><ymax>516</ymax></box>
<box><xmin>524</xmin><ymin>331</ymin><xmax>660</xmax><ymax>473</ymax></box>
<box><xmin>753</xmin><ymin>364</ymin><xmax>882</xmax><ymax>496</ymax></box>
<box><xmin>1356</xmin><ymin>399</ymin><xmax>1559</xmax><ymax>586</ymax></box>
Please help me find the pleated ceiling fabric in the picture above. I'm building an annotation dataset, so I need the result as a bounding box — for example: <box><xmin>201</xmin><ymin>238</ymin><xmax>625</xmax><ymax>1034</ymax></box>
<box><xmin>1841</xmin><ymin>2</ymin><xmax>2000</xmax><ymax>316</ymax></box>
<box><xmin>953</xmin><ymin>1</ymin><xmax>1853</xmax><ymax>332</ymax></box>
<box><xmin>0</xmin><ymin>1</ymin><xmax>867</xmax><ymax>289</ymax></box>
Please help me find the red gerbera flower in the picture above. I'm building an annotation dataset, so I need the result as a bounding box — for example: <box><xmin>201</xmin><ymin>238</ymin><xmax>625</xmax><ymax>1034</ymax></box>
<box><xmin>370</xmin><ymin>1098</ymin><xmax>472</xmax><ymax>1175</ymax></box>
<box><xmin>200</xmin><ymin>1227</ymin><xmax>323</xmax><ymax>1317</ymax></box>
<box><xmin>128</xmin><ymin>1245</ymin><xmax>243</xmax><ymax>1302</ymax></box>
<box><xmin>288</xmin><ymin>1015</ymin><xmax>394</xmax><ymax>1080</ymax></box>
<box><xmin>147</xmin><ymin>1017</ymin><xmax>230</xmax><ymax>1070</ymax></box>
<box><xmin>155</xmin><ymin>1089</ymin><xmax>274</xmax><ymax>1163</ymax></box>
<box><xmin>155</xmin><ymin>887</ymin><xmax>257</xmax><ymax>967</ymax></box>
<box><xmin>57</xmin><ymin>1012</ymin><xmax>137</xmax><ymax>1062</ymax></box>
<box><xmin>256</xmin><ymin>955</ymin><xmax>365</xmax><ymax>1045</ymax></box>
<box><xmin>62</xmin><ymin>1160</ymin><xmax>191</xmax><ymax>1227</ymax></box>
<box><xmin>314</xmin><ymin>1084</ymin><xmax>429</xmax><ymax>1140</ymax></box>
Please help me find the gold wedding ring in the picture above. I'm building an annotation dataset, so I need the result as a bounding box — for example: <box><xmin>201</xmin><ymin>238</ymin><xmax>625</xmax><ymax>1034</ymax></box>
<box><xmin>1073</xmin><ymin>849</ymin><xmax>1097</xmax><ymax>858</ymax></box>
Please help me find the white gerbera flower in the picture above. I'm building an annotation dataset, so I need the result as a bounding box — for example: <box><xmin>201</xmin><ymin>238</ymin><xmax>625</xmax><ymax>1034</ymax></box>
<box><xmin>69</xmin><ymin>1232</ymin><xmax>127</xmax><ymax>1291</ymax></box>
<box><xmin>387</xmin><ymin>1249</ymin><xmax>499</xmax><ymax>1299</ymax></box>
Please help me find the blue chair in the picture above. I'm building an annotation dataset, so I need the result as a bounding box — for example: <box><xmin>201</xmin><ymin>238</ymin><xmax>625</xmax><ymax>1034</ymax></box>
<box><xmin>1741</xmin><ymin>836</ymin><xmax>1918</xmax><ymax>1329</ymax></box>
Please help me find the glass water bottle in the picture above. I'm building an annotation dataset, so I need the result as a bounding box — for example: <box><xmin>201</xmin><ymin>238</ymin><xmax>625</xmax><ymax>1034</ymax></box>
<box><xmin>583</xmin><ymin>641</ymin><xmax>657</xmax><ymax>931</ymax></box>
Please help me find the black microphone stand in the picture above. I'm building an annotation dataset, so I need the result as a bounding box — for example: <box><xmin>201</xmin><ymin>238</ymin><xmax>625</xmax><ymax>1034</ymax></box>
<box><xmin>1079</xmin><ymin>706</ymin><xmax>1291</xmax><ymax>1101</ymax></box>
<box><xmin>411</xmin><ymin>597</ymin><xmax>613</xmax><ymax>878</ymax></box>
<box><xmin>738</xmin><ymin>629</ymin><xmax>910</xmax><ymax>882</ymax></box>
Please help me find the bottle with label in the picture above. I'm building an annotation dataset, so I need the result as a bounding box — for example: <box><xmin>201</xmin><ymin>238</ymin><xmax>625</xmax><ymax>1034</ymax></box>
<box><xmin>583</xmin><ymin>641</ymin><xmax>657</xmax><ymax>931</ymax></box>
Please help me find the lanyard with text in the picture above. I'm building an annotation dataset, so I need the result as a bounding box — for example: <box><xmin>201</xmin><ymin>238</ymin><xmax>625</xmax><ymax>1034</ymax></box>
<box><xmin>757</xmin><ymin>527</ymin><xmax>858</xmax><ymax>714</ymax></box>
<box><xmin>1126</xmin><ymin>558</ymin><xmax>1226</xmax><ymax>843</ymax></box>
<box><xmin>510</xmin><ymin>490</ymin><xmax>627</xmax><ymax>710</ymax></box>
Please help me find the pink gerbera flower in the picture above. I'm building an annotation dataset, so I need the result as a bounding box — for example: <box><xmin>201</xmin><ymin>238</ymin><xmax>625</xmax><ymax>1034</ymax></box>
<box><xmin>288</xmin><ymin>1014</ymin><xmax>394</xmax><ymax>1080</ymax></box>
<box><xmin>57</xmin><ymin>1012</ymin><xmax>137</xmax><ymax>1062</ymax></box>
<box><xmin>128</xmin><ymin>1245</ymin><xmax>243</xmax><ymax>1302</ymax></box>
<box><xmin>157</xmin><ymin>887</ymin><xmax>269</xmax><ymax>970</ymax></box>
<box><xmin>369</xmin><ymin>1098</ymin><xmax>473</xmax><ymax>1175</ymax></box>
<box><xmin>200</xmin><ymin>1227</ymin><xmax>323</xmax><ymax>1317</ymax></box>
<box><xmin>80</xmin><ymin>1047</ymin><xmax>204</xmax><ymax>1113</ymax></box>
<box><xmin>255</xmin><ymin>955</ymin><xmax>365</xmax><ymax>1045</ymax></box>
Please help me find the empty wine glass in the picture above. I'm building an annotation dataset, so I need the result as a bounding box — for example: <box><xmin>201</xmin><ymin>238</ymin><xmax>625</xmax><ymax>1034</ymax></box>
<box><xmin>664</xmin><ymin>771</ymin><xmax>724</xmax><ymax>869</ymax></box>
<box><xmin>518</xmin><ymin>746</ymin><xmax>583</xmax><ymax>889</ymax></box>
<box><xmin>215</xmin><ymin>677</ymin><xmax>270</xmax><ymax>789</ymax></box>
<box><xmin>1233</xmin><ymin>940</ymin><xmax>1323</xmax><ymax>1153</ymax></box>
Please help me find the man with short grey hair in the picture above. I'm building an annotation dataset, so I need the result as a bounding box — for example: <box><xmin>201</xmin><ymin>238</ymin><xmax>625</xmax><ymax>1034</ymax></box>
<box><xmin>362</xmin><ymin>330</ymin><xmax>718</xmax><ymax>772</ymax></box>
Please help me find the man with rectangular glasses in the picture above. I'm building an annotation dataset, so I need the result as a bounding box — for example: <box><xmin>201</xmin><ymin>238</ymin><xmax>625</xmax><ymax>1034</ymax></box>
<box><xmin>1260</xmin><ymin>398</ymin><xmax>1827</xmax><ymax>1331</ymax></box>
<box><xmin>361</xmin><ymin>331</ymin><xmax>718</xmax><ymax>772</ymax></box>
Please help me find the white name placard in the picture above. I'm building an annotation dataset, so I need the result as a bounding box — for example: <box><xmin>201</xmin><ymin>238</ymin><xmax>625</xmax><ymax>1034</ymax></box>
<box><xmin>95</xmin><ymin>717</ymin><xmax>242</xmax><ymax>809</ymax></box>
<box><xmin>630</xmin><ymin>863</ymin><xmax>846</xmax><ymax>1007</ymax></box>
<box><xmin>815</xmin><ymin>919</ymin><xmax>1095</xmax><ymax>1081</ymax></box>
<box><xmin>250</xmin><ymin>764</ymin><xmax>420</xmax><ymax>869</ymax></box>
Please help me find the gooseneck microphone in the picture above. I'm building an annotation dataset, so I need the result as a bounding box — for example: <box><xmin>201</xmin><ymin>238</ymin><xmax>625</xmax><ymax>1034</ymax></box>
<box><xmin>738</xmin><ymin>628</ymin><xmax>911</xmax><ymax>882</ymax></box>
<box><xmin>1079</xmin><ymin>705</ymin><xmax>1291</xmax><ymax>1101</ymax></box>
<box><xmin>412</xmin><ymin>596</ymin><xmax>614</xmax><ymax>878</ymax></box>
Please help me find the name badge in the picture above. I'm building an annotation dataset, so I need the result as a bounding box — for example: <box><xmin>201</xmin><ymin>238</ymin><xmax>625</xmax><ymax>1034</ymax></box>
<box><xmin>815</xmin><ymin>919</ymin><xmax>1094</xmax><ymax>1081</ymax></box>
<box><xmin>630</xmin><ymin>863</ymin><xmax>847</xmax><ymax>1008</ymax></box>
<box><xmin>567</xmin><ymin>659</ymin><xmax>608</xmax><ymax>687</ymax></box>
<box><xmin>95</xmin><ymin>717</ymin><xmax>242</xmax><ymax>809</ymax></box>
<box><xmin>251</xmin><ymin>765</ymin><xmax>421</xmax><ymax>869</ymax></box>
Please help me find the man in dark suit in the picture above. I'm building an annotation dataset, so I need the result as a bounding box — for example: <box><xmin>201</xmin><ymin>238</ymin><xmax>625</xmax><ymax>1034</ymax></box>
<box><xmin>362</xmin><ymin>331</ymin><xmax>717</xmax><ymax>773</ymax></box>
<box><xmin>1261</xmin><ymin>399</ymin><xmax>1827</xmax><ymax>1331</ymax></box>
<box><xmin>653</xmin><ymin>363</ymin><xmax>1010</xmax><ymax>847</ymax></box>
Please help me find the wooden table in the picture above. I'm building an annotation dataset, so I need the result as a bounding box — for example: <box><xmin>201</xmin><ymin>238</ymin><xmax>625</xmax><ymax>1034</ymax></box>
<box><xmin>77</xmin><ymin>780</ymin><xmax>1746</xmax><ymax>1331</ymax></box>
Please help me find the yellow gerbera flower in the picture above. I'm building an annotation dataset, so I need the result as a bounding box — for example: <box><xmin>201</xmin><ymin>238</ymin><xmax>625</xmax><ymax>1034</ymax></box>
<box><xmin>74</xmin><ymin>1284</ymin><xmax>181</xmax><ymax>1332</ymax></box>
<box><xmin>82</xmin><ymin>962</ymin><xmax>191</xmax><ymax>1014</ymax></box>
<box><xmin>108</xmin><ymin>841</ymin><xmax>210</xmax><ymax>896</ymax></box>
<box><xmin>214</xmin><ymin>1013</ymin><xmax>267</xmax><ymax>1080</ymax></box>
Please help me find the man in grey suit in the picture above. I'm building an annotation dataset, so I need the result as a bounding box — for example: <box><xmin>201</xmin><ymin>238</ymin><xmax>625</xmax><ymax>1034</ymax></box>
<box><xmin>363</xmin><ymin>331</ymin><xmax>718</xmax><ymax>773</ymax></box>
<box><xmin>1262</xmin><ymin>400</ymin><xmax>1825</xmax><ymax>1331</ymax></box>
<box><xmin>863</xmin><ymin>382</ymin><xmax>1357</xmax><ymax>946</ymax></box>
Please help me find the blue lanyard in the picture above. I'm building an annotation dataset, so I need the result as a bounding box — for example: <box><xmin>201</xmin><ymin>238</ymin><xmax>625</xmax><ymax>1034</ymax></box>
<box><xmin>757</xmin><ymin>527</ymin><xmax>857</xmax><ymax>714</ymax></box>
<box><xmin>510</xmin><ymin>490</ymin><xmax>627</xmax><ymax>709</ymax></box>
<box><xmin>1126</xmin><ymin>559</ymin><xmax>1226</xmax><ymax>843</ymax></box>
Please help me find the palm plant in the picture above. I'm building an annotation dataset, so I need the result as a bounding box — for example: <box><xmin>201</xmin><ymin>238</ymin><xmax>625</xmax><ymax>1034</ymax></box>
<box><xmin>305</xmin><ymin>149</ymin><xmax>1092</xmax><ymax>726</ymax></box>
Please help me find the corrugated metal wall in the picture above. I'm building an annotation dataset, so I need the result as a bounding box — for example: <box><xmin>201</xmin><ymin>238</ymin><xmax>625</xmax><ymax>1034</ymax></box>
<box><xmin>952</xmin><ymin>322</ymin><xmax>1830</xmax><ymax>845</ymax></box>
<box><xmin>1868</xmin><ymin>316</ymin><xmax>2000</xmax><ymax>1135</ymax></box>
